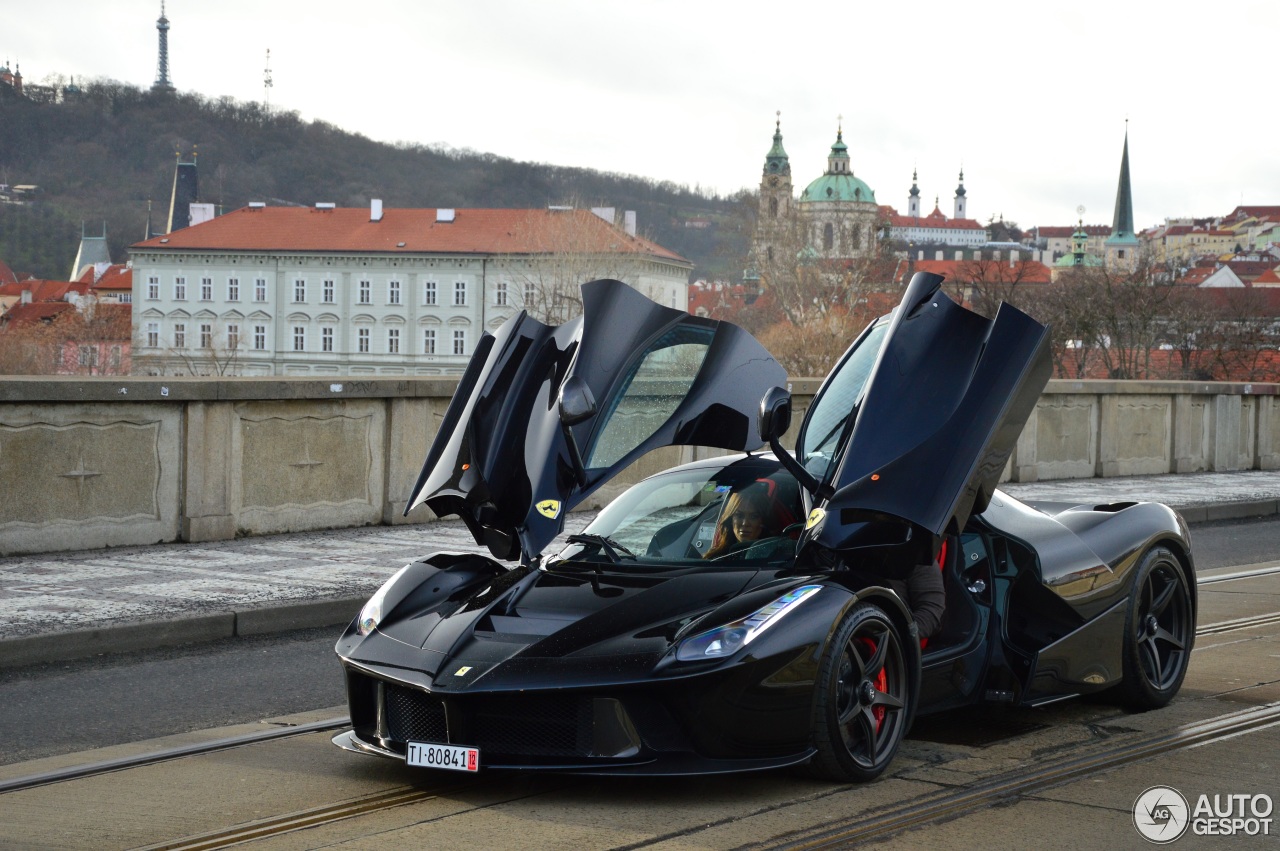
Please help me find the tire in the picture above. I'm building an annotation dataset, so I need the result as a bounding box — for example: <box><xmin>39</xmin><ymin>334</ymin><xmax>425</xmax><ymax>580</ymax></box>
<box><xmin>1115</xmin><ymin>546</ymin><xmax>1194</xmax><ymax>711</ymax></box>
<box><xmin>806</xmin><ymin>602</ymin><xmax>910</xmax><ymax>782</ymax></box>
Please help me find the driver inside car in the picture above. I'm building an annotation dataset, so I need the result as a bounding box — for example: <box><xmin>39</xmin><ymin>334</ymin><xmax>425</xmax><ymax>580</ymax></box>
<box><xmin>704</xmin><ymin>485</ymin><xmax>774</xmax><ymax>559</ymax></box>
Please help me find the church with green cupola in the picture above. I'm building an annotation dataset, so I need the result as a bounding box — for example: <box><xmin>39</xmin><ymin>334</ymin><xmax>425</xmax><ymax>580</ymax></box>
<box><xmin>749</xmin><ymin>116</ymin><xmax>882</xmax><ymax>287</ymax></box>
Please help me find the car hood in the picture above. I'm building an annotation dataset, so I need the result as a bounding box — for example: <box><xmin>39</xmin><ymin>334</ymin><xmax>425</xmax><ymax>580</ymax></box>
<box><xmin>357</xmin><ymin>563</ymin><xmax>775</xmax><ymax>687</ymax></box>
<box><xmin>406</xmin><ymin>279</ymin><xmax>787</xmax><ymax>562</ymax></box>
<box><xmin>800</xmin><ymin>271</ymin><xmax>1052</xmax><ymax>546</ymax></box>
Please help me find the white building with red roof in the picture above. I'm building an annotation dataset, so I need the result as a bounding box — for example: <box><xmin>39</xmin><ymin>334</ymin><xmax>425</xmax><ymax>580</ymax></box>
<box><xmin>129</xmin><ymin>203</ymin><xmax>691</xmax><ymax>376</ymax></box>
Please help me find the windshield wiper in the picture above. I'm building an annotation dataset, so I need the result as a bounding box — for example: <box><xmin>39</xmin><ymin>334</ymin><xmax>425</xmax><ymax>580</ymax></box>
<box><xmin>566</xmin><ymin>533</ymin><xmax>636</xmax><ymax>564</ymax></box>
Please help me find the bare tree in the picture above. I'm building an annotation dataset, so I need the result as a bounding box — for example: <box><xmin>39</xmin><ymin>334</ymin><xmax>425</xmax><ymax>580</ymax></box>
<box><xmin>945</xmin><ymin>257</ymin><xmax>1049</xmax><ymax>318</ymax></box>
<box><xmin>496</xmin><ymin>207</ymin><xmax>652</xmax><ymax>325</ymax></box>
<box><xmin>140</xmin><ymin>320</ymin><xmax>244</xmax><ymax>376</ymax></box>
<box><xmin>0</xmin><ymin>319</ymin><xmax>60</xmax><ymax>374</ymax></box>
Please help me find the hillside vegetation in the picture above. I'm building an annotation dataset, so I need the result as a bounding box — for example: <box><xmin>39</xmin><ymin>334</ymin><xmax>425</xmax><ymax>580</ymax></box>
<box><xmin>0</xmin><ymin>80</ymin><xmax>749</xmax><ymax>281</ymax></box>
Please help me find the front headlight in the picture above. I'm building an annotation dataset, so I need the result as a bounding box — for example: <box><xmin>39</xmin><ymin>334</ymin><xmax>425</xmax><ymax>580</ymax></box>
<box><xmin>675</xmin><ymin>585</ymin><xmax>821</xmax><ymax>661</ymax></box>
<box><xmin>357</xmin><ymin>563</ymin><xmax>413</xmax><ymax>636</ymax></box>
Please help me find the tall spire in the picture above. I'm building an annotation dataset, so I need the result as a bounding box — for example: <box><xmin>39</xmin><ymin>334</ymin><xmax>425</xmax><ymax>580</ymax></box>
<box><xmin>908</xmin><ymin>168</ymin><xmax>920</xmax><ymax>217</ymax></box>
<box><xmin>826</xmin><ymin>117</ymin><xmax>850</xmax><ymax>175</ymax></box>
<box><xmin>1109</xmin><ymin>124</ymin><xmax>1136</xmax><ymax>242</ymax></box>
<box><xmin>763</xmin><ymin>111</ymin><xmax>790</xmax><ymax>176</ymax></box>
<box><xmin>152</xmin><ymin>2</ymin><xmax>175</xmax><ymax>93</ymax></box>
<box><xmin>954</xmin><ymin>167</ymin><xmax>967</xmax><ymax>220</ymax></box>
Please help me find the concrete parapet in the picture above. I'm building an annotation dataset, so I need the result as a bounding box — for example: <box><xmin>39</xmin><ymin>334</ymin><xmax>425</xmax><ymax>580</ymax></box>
<box><xmin>1</xmin><ymin>377</ymin><xmax>1277</xmax><ymax>555</ymax></box>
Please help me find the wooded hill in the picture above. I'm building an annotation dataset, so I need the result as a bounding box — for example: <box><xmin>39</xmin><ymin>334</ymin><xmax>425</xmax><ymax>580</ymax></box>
<box><xmin>0</xmin><ymin>80</ymin><xmax>750</xmax><ymax>282</ymax></box>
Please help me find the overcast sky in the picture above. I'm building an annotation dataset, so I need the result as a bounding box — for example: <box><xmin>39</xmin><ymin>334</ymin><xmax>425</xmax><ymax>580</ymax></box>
<box><xmin>8</xmin><ymin>1</ymin><xmax>1278</xmax><ymax>230</ymax></box>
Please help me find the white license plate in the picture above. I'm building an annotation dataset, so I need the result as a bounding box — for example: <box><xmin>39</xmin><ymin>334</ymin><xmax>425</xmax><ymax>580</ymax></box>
<box><xmin>406</xmin><ymin>741</ymin><xmax>479</xmax><ymax>772</ymax></box>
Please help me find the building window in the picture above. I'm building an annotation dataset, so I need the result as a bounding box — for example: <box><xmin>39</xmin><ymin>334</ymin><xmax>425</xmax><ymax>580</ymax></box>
<box><xmin>769</xmin><ymin>197</ymin><xmax>778</xmax><ymax>218</ymax></box>
<box><xmin>228</xmin><ymin>278</ymin><xmax>240</xmax><ymax>301</ymax></box>
<box><xmin>359</xmin><ymin>280</ymin><xmax>371</xmax><ymax>304</ymax></box>
<box><xmin>358</xmin><ymin>328</ymin><xmax>370</xmax><ymax>353</ymax></box>
<box><xmin>294</xmin><ymin>280</ymin><xmax>306</xmax><ymax>302</ymax></box>
<box><xmin>388</xmin><ymin>280</ymin><xmax>401</xmax><ymax>305</ymax></box>
<box><xmin>453</xmin><ymin>329</ymin><xmax>465</xmax><ymax>355</ymax></box>
<box><xmin>424</xmin><ymin>280</ymin><xmax>437</xmax><ymax>305</ymax></box>
<box><xmin>522</xmin><ymin>282</ymin><xmax>536</xmax><ymax>306</ymax></box>
<box><xmin>200</xmin><ymin>323</ymin><xmax>212</xmax><ymax>348</ymax></box>
<box><xmin>109</xmin><ymin>346</ymin><xmax>122</xmax><ymax>369</ymax></box>
<box><xmin>387</xmin><ymin>328</ymin><xmax>400</xmax><ymax>354</ymax></box>
<box><xmin>174</xmin><ymin>277</ymin><xmax>186</xmax><ymax>300</ymax></box>
<box><xmin>255</xmin><ymin>279</ymin><xmax>267</xmax><ymax>302</ymax></box>
<box><xmin>78</xmin><ymin>345</ymin><xmax>97</xmax><ymax>367</ymax></box>
<box><xmin>293</xmin><ymin>326</ymin><xmax>305</xmax><ymax>351</ymax></box>
<box><xmin>323</xmin><ymin>279</ymin><xmax>335</xmax><ymax>303</ymax></box>
<box><xmin>495</xmin><ymin>281</ymin><xmax>508</xmax><ymax>306</ymax></box>
<box><xmin>322</xmin><ymin>326</ymin><xmax>334</xmax><ymax>352</ymax></box>
<box><xmin>423</xmin><ymin>329</ymin><xmax>436</xmax><ymax>354</ymax></box>
<box><xmin>119</xmin><ymin>292</ymin><xmax>132</xmax><ymax>304</ymax></box>
<box><xmin>148</xmin><ymin>276</ymin><xmax>159</xmax><ymax>300</ymax></box>
<box><xmin>146</xmin><ymin>322</ymin><xmax>159</xmax><ymax>348</ymax></box>
<box><xmin>454</xmin><ymin>281</ymin><xmax>467</xmax><ymax>306</ymax></box>
<box><xmin>174</xmin><ymin>323</ymin><xmax>186</xmax><ymax>348</ymax></box>
<box><xmin>201</xmin><ymin>277</ymin><xmax>212</xmax><ymax>300</ymax></box>
<box><xmin>254</xmin><ymin>325</ymin><xmax>266</xmax><ymax>350</ymax></box>
<box><xmin>227</xmin><ymin>324</ymin><xmax>240</xmax><ymax>350</ymax></box>
<box><xmin>823</xmin><ymin>223</ymin><xmax>834</xmax><ymax>251</ymax></box>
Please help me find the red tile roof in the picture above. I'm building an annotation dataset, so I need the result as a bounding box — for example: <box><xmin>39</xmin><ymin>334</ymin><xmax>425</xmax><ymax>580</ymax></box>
<box><xmin>0</xmin><ymin>279</ymin><xmax>89</xmax><ymax>302</ymax></box>
<box><xmin>1253</xmin><ymin>268</ymin><xmax>1280</xmax><ymax>286</ymax></box>
<box><xmin>90</xmin><ymin>264</ymin><xmax>133</xmax><ymax>291</ymax></box>
<box><xmin>0</xmin><ymin>302</ymin><xmax>74</xmax><ymax>328</ymax></box>
<box><xmin>893</xmin><ymin>258</ymin><xmax>1051</xmax><ymax>285</ymax></box>
<box><xmin>885</xmin><ymin>213</ymin><xmax>985</xmax><ymax>230</ymax></box>
<box><xmin>1226</xmin><ymin>205</ymin><xmax>1280</xmax><ymax>222</ymax></box>
<box><xmin>1034</xmin><ymin>225</ymin><xmax>1110</xmax><ymax>238</ymax></box>
<box><xmin>0</xmin><ymin>259</ymin><xmax>16</xmax><ymax>284</ymax></box>
<box><xmin>132</xmin><ymin>206</ymin><xmax>690</xmax><ymax>263</ymax></box>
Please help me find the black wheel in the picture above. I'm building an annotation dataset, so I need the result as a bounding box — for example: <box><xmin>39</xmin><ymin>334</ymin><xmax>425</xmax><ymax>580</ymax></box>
<box><xmin>1116</xmin><ymin>546</ymin><xmax>1193</xmax><ymax>710</ymax></box>
<box><xmin>807</xmin><ymin>603</ymin><xmax>910</xmax><ymax>782</ymax></box>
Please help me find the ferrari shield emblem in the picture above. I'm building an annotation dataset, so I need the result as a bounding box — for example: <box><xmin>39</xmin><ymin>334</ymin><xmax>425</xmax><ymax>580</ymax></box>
<box><xmin>536</xmin><ymin>499</ymin><xmax>561</xmax><ymax>519</ymax></box>
<box><xmin>805</xmin><ymin>508</ymin><xmax>825</xmax><ymax>530</ymax></box>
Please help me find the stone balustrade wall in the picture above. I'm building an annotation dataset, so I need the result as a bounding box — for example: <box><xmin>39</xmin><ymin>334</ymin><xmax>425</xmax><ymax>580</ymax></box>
<box><xmin>2</xmin><ymin>377</ymin><xmax>1277</xmax><ymax>556</ymax></box>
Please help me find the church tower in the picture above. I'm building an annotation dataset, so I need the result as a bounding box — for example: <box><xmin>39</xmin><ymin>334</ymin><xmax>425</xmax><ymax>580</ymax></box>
<box><xmin>166</xmin><ymin>149</ymin><xmax>198</xmax><ymax>233</ymax></box>
<box><xmin>953</xmin><ymin>169</ymin><xmax>967</xmax><ymax>220</ymax></box>
<box><xmin>908</xmin><ymin>168</ymin><xmax>921</xmax><ymax>218</ymax></box>
<box><xmin>152</xmin><ymin>2</ymin><xmax>175</xmax><ymax>93</ymax></box>
<box><xmin>752</xmin><ymin>112</ymin><xmax>794</xmax><ymax>273</ymax></box>
<box><xmin>1104</xmin><ymin>125</ymin><xmax>1140</xmax><ymax>269</ymax></box>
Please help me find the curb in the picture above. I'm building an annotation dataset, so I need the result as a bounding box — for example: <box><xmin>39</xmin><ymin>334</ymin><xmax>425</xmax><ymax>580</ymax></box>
<box><xmin>1</xmin><ymin>498</ymin><xmax>1276</xmax><ymax>671</ymax></box>
<box><xmin>0</xmin><ymin>597</ymin><xmax>364</xmax><ymax>670</ymax></box>
<box><xmin>1174</xmin><ymin>499</ymin><xmax>1280</xmax><ymax>524</ymax></box>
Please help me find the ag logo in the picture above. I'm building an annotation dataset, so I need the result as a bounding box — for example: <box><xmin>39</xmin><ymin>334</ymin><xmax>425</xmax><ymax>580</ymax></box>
<box><xmin>535</xmin><ymin>499</ymin><xmax>561</xmax><ymax>519</ymax></box>
<box><xmin>1133</xmin><ymin>785</ymin><xmax>1190</xmax><ymax>843</ymax></box>
<box><xmin>805</xmin><ymin>508</ymin><xmax>825</xmax><ymax>531</ymax></box>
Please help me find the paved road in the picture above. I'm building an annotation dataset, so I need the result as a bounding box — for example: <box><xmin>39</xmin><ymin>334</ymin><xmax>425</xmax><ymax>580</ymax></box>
<box><xmin>1</xmin><ymin>561</ymin><xmax>1276</xmax><ymax>849</ymax></box>
<box><xmin>0</xmin><ymin>516</ymin><xmax>1276</xmax><ymax>768</ymax></box>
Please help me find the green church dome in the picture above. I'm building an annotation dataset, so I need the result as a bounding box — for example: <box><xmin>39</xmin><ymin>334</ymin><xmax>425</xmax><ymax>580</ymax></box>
<box><xmin>801</xmin><ymin>173</ymin><xmax>877</xmax><ymax>204</ymax></box>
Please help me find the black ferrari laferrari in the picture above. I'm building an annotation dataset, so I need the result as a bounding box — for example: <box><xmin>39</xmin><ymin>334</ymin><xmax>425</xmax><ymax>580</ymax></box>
<box><xmin>333</xmin><ymin>273</ymin><xmax>1196</xmax><ymax>781</ymax></box>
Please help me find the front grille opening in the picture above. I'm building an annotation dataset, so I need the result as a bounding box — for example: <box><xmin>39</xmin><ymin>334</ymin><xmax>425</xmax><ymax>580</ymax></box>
<box><xmin>470</xmin><ymin>695</ymin><xmax>593</xmax><ymax>757</ymax></box>
<box><xmin>384</xmin><ymin>683</ymin><xmax>448</xmax><ymax>743</ymax></box>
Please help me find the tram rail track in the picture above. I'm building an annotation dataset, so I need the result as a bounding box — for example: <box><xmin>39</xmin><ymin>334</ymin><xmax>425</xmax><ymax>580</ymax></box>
<box><xmin>2</xmin><ymin>564</ymin><xmax>1277</xmax><ymax>848</ymax></box>
<box><xmin>748</xmin><ymin>700</ymin><xmax>1280</xmax><ymax>850</ymax></box>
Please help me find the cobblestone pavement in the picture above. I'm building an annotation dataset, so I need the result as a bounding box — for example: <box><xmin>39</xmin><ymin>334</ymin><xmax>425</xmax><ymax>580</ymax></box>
<box><xmin>1</xmin><ymin>470</ymin><xmax>1277</xmax><ymax>646</ymax></box>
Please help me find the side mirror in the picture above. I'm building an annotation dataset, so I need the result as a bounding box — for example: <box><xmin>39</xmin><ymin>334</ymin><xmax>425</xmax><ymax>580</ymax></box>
<box><xmin>758</xmin><ymin>386</ymin><xmax>792</xmax><ymax>443</ymax></box>
<box><xmin>758</xmin><ymin>386</ymin><xmax>828</xmax><ymax>500</ymax></box>
<box><xmin>558</xmin><ymin>376</ymin><xmax>597</xmax><ymax>426</ymax></box>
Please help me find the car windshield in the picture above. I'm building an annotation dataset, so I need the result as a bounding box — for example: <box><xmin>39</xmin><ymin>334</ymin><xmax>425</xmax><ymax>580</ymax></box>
<box><xmin>550</xmin><ymin>459</ymin><xmax>803</xmax><ymax>569</ymax></box>
<box><xmin>796</xmin><ymin>318</ymin><xmax>890</xmax><ymax>483</ymax></box>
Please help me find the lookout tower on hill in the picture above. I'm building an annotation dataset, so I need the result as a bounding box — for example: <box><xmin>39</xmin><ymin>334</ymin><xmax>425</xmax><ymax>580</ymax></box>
<box><xmin>151</xmin><ymin>2</ymin><xmax>175</xmax><ymax>93</ymax></box>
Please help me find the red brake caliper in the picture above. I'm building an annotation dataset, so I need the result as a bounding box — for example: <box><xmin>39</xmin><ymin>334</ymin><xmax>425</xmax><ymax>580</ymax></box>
<box><xmin>858</xmin><ymin>637</ymin><xmax>887</xmax><ymax>731</ymax></box>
